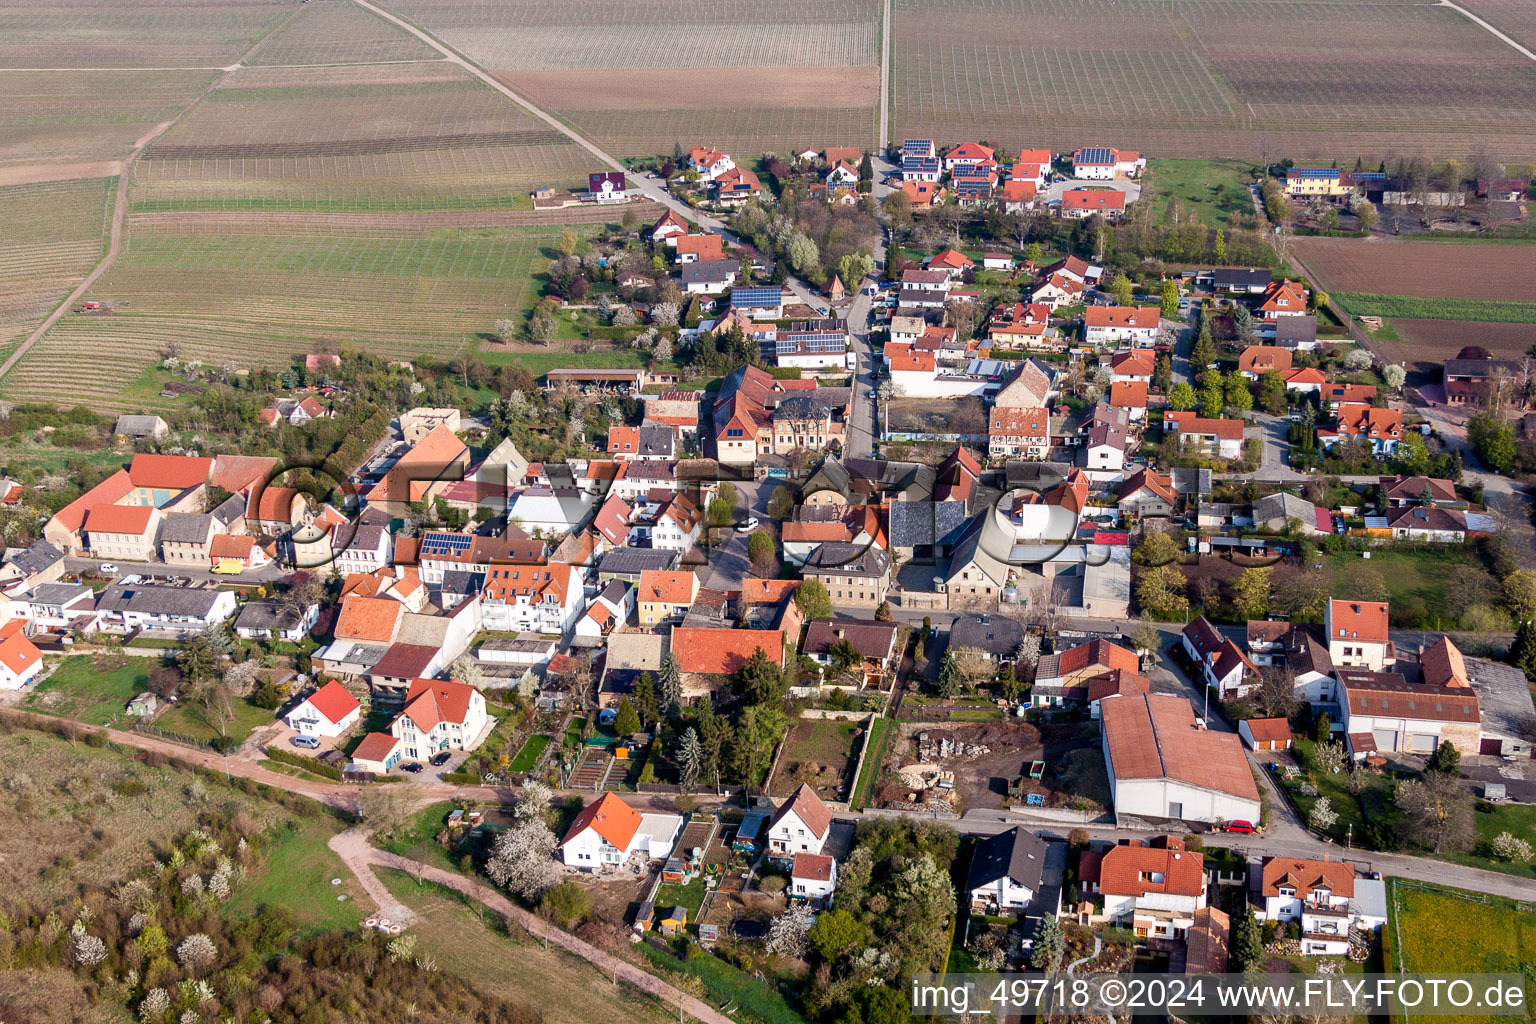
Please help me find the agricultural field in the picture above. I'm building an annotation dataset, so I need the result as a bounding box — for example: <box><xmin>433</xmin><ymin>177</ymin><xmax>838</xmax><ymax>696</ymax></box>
<box><xmin>1390</xmin><ymin>882</ymin><xmax>1536</xmax><ymax>1024</ymax></box>
<box><xmin>242</xmin><ymin>0</ymin><xmax>439</xmax><ymax>66</ymax></box>
<box><xmin>380</xmin><ymin>0</ymin><xmax>881</xmax><ymax>157</ymax></box>
<box><xmin>1294</xmin><ymin>237</ymin><xmax>1536</xmax><ymax>302</ymax></box>
<box><xmin>891</xmin><ymin>0</ymin><xmax>1536</xmax><ymax>161</ymax></box>
<box><xmin>1</xmin><ymin>223</ymin><xmax>586</xmax><ymax>410</ymax></box>
<box><xmin>1390</xmin><ymin>320</ymin><xmax>1536</xmax><ymax>373</ymax></box>
<box><xmin>1459</xmin><ymin>0</ymin><xmax>1536</xmax><ymax>52</ymax></box>
<box><xmin>0</xmin><ymin>177</ymin><xmax>111</xmax><ymax>355</ymax></box>
<box><xmin>0</xmin><ymin>0</ymin><xmax>291</xmax><ymax>68</ymax></box>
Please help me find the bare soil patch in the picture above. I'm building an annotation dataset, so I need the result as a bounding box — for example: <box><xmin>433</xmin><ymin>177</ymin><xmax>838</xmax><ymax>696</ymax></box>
<box><xmin>1294</xmin><ymin>237</ymin><xmax>1536</xmax><ymax>301</ymax></box>
<box><xmin>0</xmin><ymin>161</ymin><xmax>121</xmax><ymax>186</ymax></box>
<box><xmin>1390</xmin><ymin>319</ymin><xmax>1536</xmax><ymax>369</ymax></box>
<box><xmin>499</xmin><ymin>66</ymin><xmax>879</xmax><ymax>111</ymax></box>
<box><xmin>883</xmin><ymin>720</ymin><xmax>1107</xmax><ymax>812</ymax></box>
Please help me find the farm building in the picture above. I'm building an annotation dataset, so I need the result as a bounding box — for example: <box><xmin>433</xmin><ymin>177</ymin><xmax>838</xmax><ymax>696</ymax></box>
<box><xmin>1238</xmin><ymin>717</ymin><xmax>1293</xmax><ymax>751</ymax></box>
<box><xmin>1100</xmin><ymin>694</ymin><xmax>1262</xmax><ymax>826</ymax></box>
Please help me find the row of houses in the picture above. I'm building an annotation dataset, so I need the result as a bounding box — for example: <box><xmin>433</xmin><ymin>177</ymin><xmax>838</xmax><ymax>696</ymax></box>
<box><xmin>895</xmin><ymin>140</ymin><xmax>1142</xmax><ymax>216</ymax></box>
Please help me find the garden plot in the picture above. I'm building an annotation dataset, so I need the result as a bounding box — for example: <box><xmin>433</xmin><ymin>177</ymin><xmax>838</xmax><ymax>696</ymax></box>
<box><xmin>770</xmin><ymin>716</ymin><xmax>866</xmax><ymax>802</ymax></box>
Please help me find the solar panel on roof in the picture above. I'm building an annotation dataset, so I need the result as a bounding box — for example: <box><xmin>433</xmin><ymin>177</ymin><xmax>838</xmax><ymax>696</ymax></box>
<box><xmin>902</xmin><ymin>139</ymin><xmax>933</xmax><ymax>155</ymax></box>
<box><xmin>1291</xmin><ymin>168</ymin><xmax>1340</xmax><ymax>178</ymax></box>
<box><xmin>1075</xmin><ymin>147</ymin><xmax>1114</xmax><ymax>164</ymax></box>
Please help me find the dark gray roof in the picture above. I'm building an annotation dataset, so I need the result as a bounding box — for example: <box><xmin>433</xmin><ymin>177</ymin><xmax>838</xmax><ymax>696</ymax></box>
<box><xmin>597</xmin><ymin>547</ymin><xmax>679</xmax><ymax>576</ymax></box>
<box><xmin>801</xmin><ymin>457</ymin><xmax>852</xmax><ymax>500</ymax></box>
<box><xmin>680</xmin><ymin>259</ymin><xmax>740</xmax><ymax>285</ymax></box>
<box><xmin>1005</xmin><ymin>461</ymin><xmax>1072</xmax><ymax>489</ymax></box>
<box><xmin>1253</xmin><ymin>491</ymin><xmax>1313</xmax><ymax>524</ymax></box>
<box><xmin>888</xmin><ymin>500</ymin><xmax>969</xmax><ymax>548</ymax></box>
<box><xmin>29</xmin><ymin>582</ymin><xmax>93</xmax><ymax>607</ymax></box>
<box><xmin>1169</xmin><ymin>467</ymin><xmax>1211</xmax><ymax>497</ymax></box>
<box><xmin>97</xmin><ymin>583</ymin><xmax>227</xmax><ymax>617</ymax></box>
<box><xmin>773</xmin><ymin>394</ymin><xmax>831</xmax><ymax>421</ymax></box>
<box><xmin>841</xmin><ymin>457</ymin><xmax>936</xmax><ymax>501</ymax></box>
<box><xmin>1445</xmin><ymin>358</ymin><xmax>1521</xmax><ymax>379</ymax></box>
<box><xmin>209</xmin><ymin>493</ymin><xmax>247</xmax><ymax>527</ymax></box>
<box><xmin>114</xmin><ymin>415</ymin><xmax>165</xmax><ymax>436</ymax></box>
<box><xmin>235</xmin><ymin>599</ymin><xmax>308</xmax><ymax>631</ymax></box>
<box><xmin>803</xmin><ymin>542</ymin><xmax>890</xmax><ymax>578</ymax></box>
<box><xmin>159</xmin><ymin>513</ymin><xmax>215</xmax><ymax>545</ymax></box>
<box><xmin>440</xmin><ymin>569</ymin><xmax>484</xmax><ymax>594</ymax></box>
<box><xmin>1210</xmin><ymin>268</ymin><xmax>1272</xmax><ymax>289</ymax></box>
<box><xmin>6</xmin><ymin>539</ymin><xmax>63</xmax><ymax>576</ymax></box>
<box><xmin>966</xmin><ymin>827</ymin><xmax>1049</xmax><ymax>893</ymax></box>
<box><xmin>351</xmin><ymin>523</ymin><xmax>388</xmax><ymax>551</ymax></box>
<box><xmin>636</xmin><ymin>425</ymin><xmax>675</xmax><ymax>458</ymax></box>
<box><xmin>598</xmin><ymin>578</ymin><xmax>631</xmax><ymax>605</ymax></box>
<box><xmin>950</xmin><ymin>612</ymin><xmax>1023</xmax><ymax>657</ymax></box>
<box><xmin>1272</xmin><ymin>315</ymin><xmax>1316</xmax><ymax>347</ymax></box>
<box><xmin>947</xmin><ymin>514</ymin><xmax>1009</xmax><ymax>590</ymax></box>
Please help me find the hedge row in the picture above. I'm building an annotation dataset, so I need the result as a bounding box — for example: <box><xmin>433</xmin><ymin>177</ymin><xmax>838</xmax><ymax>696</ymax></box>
<box><xmin>265</xmin><ymin>746</ymin><xmax>344</xmax><ymax>781</ymax></box>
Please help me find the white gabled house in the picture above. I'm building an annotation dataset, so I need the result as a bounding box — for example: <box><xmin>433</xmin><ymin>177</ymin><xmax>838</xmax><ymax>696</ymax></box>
<box><xmin>284</xmin><ymin>680</ymin><xmax>362</xmax><ymax>739</ymax></box>
<box><xmin>480</xmin><ymin>562</ymin><xmax>585</xmax><ymax>637</ymax></box>
<box><xmin>965</xmin><ymin>827</ymin><xmax>1051</xmax><ymax>917</ymax></box>
<box><xmin>390</xmin><ymin>677</ymin><xmax>489</xmax><ymax>759</ymax></box>
<box><xmin>767</xmin><ymin>783</ymin><xmax>831</xmax><ymax>861</ymax></box>
<box><xmin>560</xmin><ymin>791</ymin><xmax>683</xmax><ymax>870</ymax></box>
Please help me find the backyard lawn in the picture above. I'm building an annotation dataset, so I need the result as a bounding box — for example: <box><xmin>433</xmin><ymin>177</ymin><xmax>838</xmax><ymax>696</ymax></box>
<box><xmin>510</xmin><ymin>734</ymin><xmax>550</xmax><ymax>772</ymax></box>
<box><xmin>224</xmin><ymin>817</ymin><xmax>365</xmax><ymax>936</ymax></box>
<box><xmin>22</xmin><ymin>655</ymin><xmax>148</xmax><ymax>725</ymax></box>
<box><xmin>851</xmin><ymin>715</ymin><xmax>893</xmax><ymax>809</ymax></box>
<box><xmin>1389</xmin><ymin>882</ymin><xmax>1536</xmax><ymax>1024</ymax></box>
<box><xmin>1323</xmin><ymin>548</ymin><xmax>1480</xmax><ymax>628</ymax></box>
<box><xmin>653</xmin><ymin>874</ymin><xmax>709</xmax><ymax>923</ymax></box>
<box><xmin>153</xmin><ymin>694</ymin><xmax>274</xmax><ymax>746</ymax></box>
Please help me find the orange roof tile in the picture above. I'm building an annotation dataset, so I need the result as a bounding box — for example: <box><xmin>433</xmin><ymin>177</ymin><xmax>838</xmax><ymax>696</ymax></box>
<box><xmin>1238</xmin><ymin>346</ymin><xmax>1292</xmax><ymax>374</ymax></box>
<box><xmin>562</xmin><ymin>791</ymin><xmax>642</xmax><ymax>851</ymax></box>
<box><xmin>128</xmin><ymin>454</ymin><xmax>212</xmax><ymax>491</ymax></box>
<box><xmin>1261</xmin><ymin>857</ymin><xmax>1354</xmax><ymax>899</ymax></box>
<box><xmin>607</xmin><ymin>426</ymin><xmax>639</xmax><ymax>454</ymax></box>
<box><xmin>0</xmin><ymin>632</ymin><xmax>41</xmax><ymax>676</ymax></box>
<box><xmin>772</xmin><ymin>783</ymin><xmax>832</xmax><ymax>839</ymax></box>
<box><xmin>1085</xmin><ymin>305</ymin><xmax>1159</xmax><ymax>329</ymax></box>
<box><xmin>208</xmin><ymin>534</ymin><xmax>255</xmax><ymax>559</ymax></box>
<box><xmin>353</xmin><ymin>731</ymin><xmax>400</xmax><ymax>762</ymax></box>
<box><xmin>1110</xmin><ymin>350</ymin><xmax>1156</xmax><ymax>376</ymax></box>
<box><xmin>83</xmin><ymin>504</ymin><xmax>156</xmax><ymax>536</ymax></box>
<box><xmin>209</xmin><ymin>455</ymin><xmax>279</xmax><ymax>494</ymax></box>
<box><xmin>1095</xmin><ymin>836</ymin><xmax>1204</xmax><ymax>897</ymax></box>
<box><xmin>1109</xmin><ymin>380</ymin><xmax>1148</xmax><ymax>408</ymax></box>
<box><xmin>304</xmin><ymin>680</ymin><xmax>361</xmax><ymax>725</ymax></box>
<box><xmin>54</xmin><ymin>469</ymin><xmax>134</xmax><ymax>533</ymax></box>
<box><xmin>671</xmin><ymin>627</ymin><xmax>784</xmax><ymax>674</ymax></box>
<box><xmin>334</xmin><ymin>595</ymin><xmax>403</xmax><ymax>644</ymax></box>
<box><xmin>1328</xmin><ymin>599</ymin><xmax>1390</xmax><ymax>644</ymax></box>
<box><xmin>1420</xmin><ymin>636</ymin><xmax>1469</xmax><ymax>688</ymax></box>
<box><xmin>1101</xmin><ymin>694</ymin><xmax>1260</xmax><ymax>802</ymax></box>
<box><xmin>639</xmin><ymin>569</ymin><xmax>698</xmax><ymax>606</ymax></box>
<box><xmin>401</xmin><ymin>676</ymin><xmax>478</xmax><ymax>730</ymax></box>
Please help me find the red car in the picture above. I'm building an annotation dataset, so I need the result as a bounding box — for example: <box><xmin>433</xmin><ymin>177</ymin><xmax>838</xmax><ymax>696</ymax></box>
<box><xmin>1223</xmin><ymin>820</ymin><xmax>1257</xmax><ymax>834</ymax></box>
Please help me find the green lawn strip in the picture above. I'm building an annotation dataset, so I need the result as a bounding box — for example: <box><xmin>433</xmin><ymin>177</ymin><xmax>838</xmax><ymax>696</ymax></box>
<box><xmin>510</xmin><ymin>734</ymin><xmax>551</xmax><ymax>773</ymax></box>
<box><xmin>851</xmin><ymin>716</ymin><xmax>892</xmax><ymax>809</ymax></box>
<box><xmin>653</xmin><ymin>874</ymin><xmax>709</xmax><ymax>923</ymax></box>
<box><xmin>1440</xmin><ymin>802</ymin><xmax>1536</xmax><ymax>879</ymax></box>
<box><xmin>372</xmin><ymin>800</ymin><xmax>461</xmax><ymax>871</ymax></box>
<box><xmin>225</xmin><ymin>817</ymin><xmax>365</xmax><ymax>936</ymax></box>
<box><xmin>23</xmin><ymin>655</ymin><xmax>149</xmax><ymax>725</ymax></box>
<box><xmin>1332</xmin><ymin>293</ymin><xmax>1536</xmax><ymax>324</ymax></box>
<box><xmin>474</xmin><ymin>349</ymin><xmax>650</xmax><ymax>374</ymax></box>
<box><xmin>1323</xmin><ymin>548</ymin><xmax>1476</xmax><ymax>628</ymax></box>
<box><xmin>636</xmin><ymin>940</ymin><xmax>810</xmax><ymax>1024</ymax></box>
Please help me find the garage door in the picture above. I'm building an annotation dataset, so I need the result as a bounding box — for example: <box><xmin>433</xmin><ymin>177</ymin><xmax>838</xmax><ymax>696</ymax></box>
<box><xmin>1409</xmin><ymin>734</ymin><xmax>1438</xmax><ymax>753</ymax></box>
<box><xmin>1481</xmin><ymin>738</ymin><xmax>1505</xmax><ymax>756</ymax></box>
<box><xmin>1372</xmin><ymin>729</ymin><xmax>1399</xmax><ymax>752</ymax></box>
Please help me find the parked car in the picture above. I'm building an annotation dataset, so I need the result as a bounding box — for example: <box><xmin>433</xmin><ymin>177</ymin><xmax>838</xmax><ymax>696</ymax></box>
<box><xmin>430</xmin><ymin>751</ymin><xmax>452</xmax><ymax>767</ymax></box>
<box><xmin>290</xmin><ymin>735</ymin><xmax>321</xmax><ymax>749</ymax></box>
<box><xmin>401</xmin><ymin>762</ymin><xmax>424</xmax><ymax>774</ymax></box>
<box><xmin>98</xmin><ymin>563</ymin><xmax>120</xmax><ymax>576</ymax></box>
<box><xmin>1223</xmin><ymin>819</ymin><xmax>1257</xmax><ymax>834</ymax></box>
<box><xmin>735</xmin><ymin>516</ymin><xmax>760</xmax><ymax>532</ymax></box>
<box><xmin>865</xmin><ymin>389</ymin><xmax>877</xmax><ymax>399</ymax></box>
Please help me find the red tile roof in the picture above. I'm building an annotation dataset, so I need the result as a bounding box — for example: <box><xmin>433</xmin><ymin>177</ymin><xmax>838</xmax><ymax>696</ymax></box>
<box><xmin>671</xmin><ymin>626</ymin><xmax>785</xmax><ymax>674</ymax></box>
<box><xmin>1420</xmin><ymin>636</ymin><xmax>1469</xmax><ymax>688</ymax></box>
<box><xmin>401</xmin><ymin>676</ymin><xmax>478</xmax><ymax>730</ymax></box>
<box><xmin>1258</xmin><ymin>279</ymin><xmax>1308</xmax><ymax>314</ymax></box>
<box><xmin>334</xmin><ymin>595</ymin><xmax>404</xmax><ymax>644</ymax></box>
<box><xmin>304</xmin><ymin>680</ymin><xmax>361</xmax><ymax>725</ymax></box>
<box><xmin>675</xmin><ymin>234</ymin><xmax>724</xmax><ymax>261</ymax></box>
<box><xmin>1110</xmin><ymin>350</ymin><xmax>1156</xmax><ymax>376</ymax></box>
<box><xmin>772</xmin><ymin>783</ymin><xmax>831</xmax><ymax>840</ymax></box>
<box><xmin>1242</xmin><ymin>717</ymin><xmax>1292</xmax><ymax>744</ymax></box>
<box><xmin>83</xmin><ymin>503</ymin><xmax>156</xmax><ymax>536</ymax></box>
<box><xmin>607</xmin><ymin>426</ymin><xmax>639</xmax><ymax>454</ymax></box>
<box><xmin>1335</xmin><ymin>403</ymin><xmax>1401</xmax><ymax>441</ymax></box>
<box><xmin>1094</xmin><ymin>836</ymin><xmax>1204</xmax><ymax>897</ymax></box>
<box><xmin>1117</xmin><ymin>469</ymin><xmax>1177</xmax><ymax>505</ymax></box>
<box><xmin>0</xmin><ymin>631</ymin><xmax>42</xmax><ymax>676</ymax></box>
<box><xmin>1238</xmin><ymin>346</ymin><xmax>1292</xmax><ymax>374</ymax></box>
<box><xmin>793</xmin><ymin>852</ymin><xmax>835</xmax><ymax>881</ymax></box>
<box><xmin>1057</xmin><ymin>638</ymin><xmax>1139</xmax><ymax>677</ymax></box>
<box><xmin>1163</xmin><ymin>412</ymin><xmax>1244</xmax><ymax>441</ymax></box>
<box><xmin>1085</xmin><ymin>305</ymin><xmax>1159</xmax><ymax>329</ymax></box>
<box><xmin>1261</xmin><ymin>857</ymin><xmax>1355</xmax><ymax>899</ymax></box>
<box><xmin>885</xmin><ymin>342</ymin><xmax>935</xmax><ymax>374</ymax></box>
<box><xmin>1086</xmin><ymin>668</ymin><xmax>1151</xmax><ymax>703</ymax></box>
<box><xmin>209</xmin><ymin>455</ymin><xmax>278</xmax><ymax>494</ymax></box>
<box><xmin>352</xmin><ymin>731</ymin><xmax>400</xmax><ymax>762</ymax></box>
<box><xmin>1328</xmin><ymin>599</ymin><xmax>1390</xmax><ymax>644</ymax></box>
<box><xmin>563</xmin><ymin>791</ymin><xmax>642</xmax><ymax>851</ymax></box>
<box><xmin>989</xmin><ymin>405</ymin><xmax>1050</xmax><ymax>437</ymax></box>
<box><xmin>128</xmin><ymin>454</ymin><xmax>212</xmax><ymax>491</ymax></box>
<box><xmin>639</xmin><ymin>569</ymin><xmax>697</xmax><ymax>606</ymax></box>
<box><xmin>1283</xmin><ymin>367</ymin><xmax>1327</xmax><ymax>386</ymax></box>
<box><xmin>54</xmin><ymin>469</ymin><xmax>134</xmax><ymax>532</ymax></box>
<box><xmin>209</xmin><ymin>534</ymin><xmax>255</xmax><ymax>560</ymax></box>
<box><xmin>1063</xmin><ymin>189</ymin><xmax>1127</xmax><ymax>212</ymax></box>
<box><xmin>1109</xmin><ymin>380</ymin><xmax>1148</xmax><ymax>408</ymax></box>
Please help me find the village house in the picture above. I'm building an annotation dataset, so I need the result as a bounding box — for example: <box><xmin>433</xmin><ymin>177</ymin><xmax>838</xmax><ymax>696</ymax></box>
<box><xmin>0</xmin><ymin>620</ymin><xmax>44</xmax><ymax>690</ymax></box>
<box><xmin>159</xmin><ymin>513</ymin><xmax>221</xmax><ymax>567</ymax></box>
<box><xmin>1237</xmin><ymin>345</ymin><xmax>1292</xmax><ymax>379</ymax></box>
<box><xmin>799</xmin><ymin>543</ymin><xmax>891</xmax><ymax>609</ymax></box>
<box><xmin>1108</xmin><ymin>349</ymin><xmax>1155</xmax><ymax>384</ymax></box>
<box><xmin>348</xmin><ymin>732</ymin><xmax>403</xmax><ymax>775</ymax></box>
<box><xmin>1257</xmin><ymin>279</ymin><xmax>1309</xmax><ymax>319</ymax></box>
<box><xmin>1326</xmin><ymin>598</ymin><xmax>1394</xmax><ymax>671</ymax></box>
<box><xmin>1107</xmin><ymin>381</ymin><xmax>1148</xmax><ymax>422</ymax></box>
<box><xmin>965</xmin><ymin>827</ymin><xmax>1050</xmax><ymax>917</ymax></box>
<box><xmin>1084</xmin><ymin>306</ymin><xmax>1159</xmax><ymax>348</ymax></box>
<box><xmin>1061</xmin><ymin>189</ymin><xmax>1128</xmax><ymax>220</ymax></box>
<box><xmin>1163</xmin><ymin>412</ymin><xmax>1245</xmax><ymax>459</ymax></box>
<box><xmin>681</xmin><ymin>259</ymin><xmax>739</xmax><ymax>295</ymax></box>
<box><xmin>792</xmin><ymin>853</ymin><xmax>838</xmax><ymax>906</ymax></box>
<box><xmin>1255</xmin><ymin>856</ymin><xmax>1373</xmax><ymax>957</ymax></box>
<box><xmin>1387</xmin><ymin>505</ymin><xmax>1467</xmax><ymax>543</ymax></box>
<box><xmin>686</xmin><ymin>146</ymin><xmax>735</xmax><ymax>181</ymax></box>
<box><xmin>673</xmin><ymin>233</ymin><xmax>724</xmax><ymax>264</ymax></box>
<box><xmin>1078</xmin><ymin>835</ymin><xmax>1205</xmax><ymax>938</ymax></box>
<box><xmin>1071</xmin><ymin>147</ymin><xmax>1144</xmax><ymax>179</ymax></box>
<box><xmin>95</xmin><ymin>583</ymin><xmax>238</xmax><ymax>635</ymax></box>
<box><xmin>801</xmin><ymin>617</ymin><xmax>900</xmax><ymax>676</ymax></box>
<box><xmin>767</xmin><ymin>783</ymin><xmax>832</xmax><ymax>861</ymax></box>
<box><xmin>988</xmin><ymin>405</ymin><xmax>1051</xmax><ymax>460</ymax></box>
<box><xmin>1117</xmin><ymin>469</ymin><xmax>1178</xmax><ymax>517</ymax></box>
<box><xmin>561</xmin><ymin>791</ymin><xmax>682</xmax><ymax>870</ymax></box>
<box><xmin>391</xmin><ymin>677</ymin><xmax>490</xmax><ymax>759</ymax></box>
<box><xmin>1339</xmin><ymin>665</ymin><xmax>1480</xmax><ymax>759</ymax></box>
<box><xmin>284</xmin><ymin>680</ymin><xmax>362</xmax><ymax>739</ymax></box>
<box><xmin>1087</xmin><ymin>422</ymin><xmax>1129</xmax><ymax>471</ymax></box>
<box><xmin>1442</xmin><ymin>356</ymin><xmax>1522</xmax><ymax>406</ymax></box>
<box><xmin>987</xmin><ymin>302</ymin><xmax>1060</xmax><ymax>350</ymax></box>
<box><xmin>234</xmin><ymin>599</ymin><xmax>318</xmax><ymax>642</ymax></box>
<box><xmin>637</xmin><ymin>569</ymin><xmax>699</xmax><ymax>626</ymax></box>
<box><xmin>479</xmin><ymin>562</ymin><xmax>584</xmax><ymax>636</ymax></box>
<box><xmin>1182</xmin><ymin>615</ymin><xmax>1258</xmax><ymax>698</ymax></box>
<box><xmin>1318</xmin><ymin>403</ymin><xmax>1402</xmax><ymax>456</ymax></box>
<box><xmin>1032</xmin><ymin>638</ymin><xmax>1142</xmax><ymax>707</ymax></box>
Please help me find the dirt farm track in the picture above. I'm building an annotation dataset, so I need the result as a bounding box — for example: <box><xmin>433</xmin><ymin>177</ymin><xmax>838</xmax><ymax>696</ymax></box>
<box><xmin>1292</xmin><ymin>238</ymin><xmax>1536</xmax><ymax>302</ymax></box>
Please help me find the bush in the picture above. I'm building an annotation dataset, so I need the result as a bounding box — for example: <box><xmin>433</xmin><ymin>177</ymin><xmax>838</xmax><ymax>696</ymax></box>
<box><xmin>265</xmin><ymin>747</ymin><xmax>343</xmax><ymax>780</ymax></box>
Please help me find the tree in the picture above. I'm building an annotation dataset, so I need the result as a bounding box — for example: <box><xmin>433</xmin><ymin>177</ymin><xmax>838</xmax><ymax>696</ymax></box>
<box><xmin>1191</xmin><ymin>326</ymin><xmax>1217</xmax><ymax>374</ymax></box>
<box><xmin>1425</xmin><ymin>740</ymin><xmax>1461</xmax><ymax>776</ymax></box>
<box><xmin>1133</xmin><ymin>531</ymin><xmax>1180</xmax><ymax>566</ymax></box>
<box><xmin>1155</xmin><ymin>354</ymin><xmax>1173</xmax><ymax>395</ymax></box>
<box><xmin>1513</xmin><ymin>620</ymin><xmax>1536</xmax><ymax>680</ymax></box>
<box><xmin>1382</xmin><ymin>363</ymin><xmax>1406</xmax><ymax>389</ymax></box>
<box><xmin>1232</xmin><ymin>567</ymin><xmax>1273</xmax><ymax>621</ymax></box>
<box><xmin>1309</xmin><ymin>796</ymin><xmax>1338</xmax><ymax>831</ymax></box>
<box><xmin>1137</xmin><ymin>564</ymin><xmax>1189</xmax><ymax>618</ymax></box>
<box><xmin>1502</xmin><ymin>569</ymin><xmax>1536</xmax><ymax>621</ymax></box>
<box><xmin>486</xmin><ymin>816</ymin><xmax>561</xmax><ymax>899</ymax></box>
<box><xmin>1491</xmin><ymin>831</ymin><xmax>1533</xmax><ymax>862</ymax></box>
<box><xmin>1226</xmin><ymin>376</ymin><xmax>1253</xmax><ymax>412</ymax></box>
<box><xmin>177</xmin><ymin>635</ymin><xmax>221</xmax><ymax>684</ymax></box>
<box><xmin>634</xmin><ymin>671</ymin><xmax>660</xmax><ymax>723</ymax></box>
<box><xmin>1130</xmin><ymin>622</ymin><xmax>1162</xmax><ymax>655</ymax></box>
<box><xmin>1029</xmin><ymin>913</ymin><xmax>1065</xmax><ymax>970</ymax></box>
<box><xmin>707</xmin><ymin>497</ymin><xmax>735</xmax><ymax>529</ymax></box>
<box><xmin>839</xmin><ymin>251</ymin><xmax>875</xmax><ymax>287</ymax></box>
<box><xmin>1230</xmin><ymin>907</ymin><xmax>1265</xmax><ymax>973</ymax></box>
<box><xmin>612</xmin><ymin>697</ymin><xmax>641</xmax><ymax>737</ymax></box>
<box><xmin>541</xmin><ymin>881</ymin><xmax>593</xmax><ymax>927</ymax></box>
<box><xmin>748</xmin><ymin>529</ymin><xmax>776</xmax><ymax>564</ymax></box>
<box><xmin>1201</xmin><ymin>379</ymin><xmax>1224</xmax><ymax>418</ymax></box>
<box><xmin>767</xmin><ymin>485</ymin><xmax>795</xmax><ymax>520</ymax></box>
<box><xmin>794</xmin><ymin>577</ymin><xmax>833</xmax><ymax>620</ymax></box>
<box><xmin>1109</xmin><ymin>273</ymin><xmax>1135</xmax><ymax>307</ymax></box>
<box><xmin>176</xmin><ymin>933</ymin><xmax>218</xmax><ymax>975</ymax></box>
<box><xmin>766</xmin><ymin>904</ymin><xmax>816</xmax><ymax>959</ymax></box>
<box><xmin>1469</xmin><ymin>411</ymin><xmax>1517</xmax><ymax>473</ymax></box>
<box><xmin>938</xmin><ymin>649</ymin><xmax>962</xmax><ymax>698</ymax></box>
<box><xmin>660</xmin><ymin>652</ymin><xmax>683</xmax><ymax>716</ymax></box>
<box><xmin>677</xmin><ymin>727</ymin><xmax>704</xmax><ymax>786</ymax></box>
<box><xmin>1394</xmin><ymin>771</ymin><xmax>1475</xmax><ymax>853</ymax></box>
<box><xmin>809</xmin><ymin>908</ymin><xmax>868</xmax><ymax>962</ymax></box>
<box><xmin>1160</xmin><ymin>279</ymin><xmax>1179</xmax><ymax>316</ymax></box>
<box><xmin>193</xmin><ymin>678</ymin><xmax>235</xmax><ymax>739</ymax></box>
<box><xmin>492</xmin><ymin>317</ymin><xmax>517</xmax><ymax>343</ymax></box>
<box><xmin>1355</xmin><ymin>201</ymin><xmax>1378</xmax><ymax>230</ymax></box>
<box><xmin>881</xmin><ymin>190</ymin><xmax>913</xmax><ymax>234</ymax></box>
<box><xmin>1168</xmin><ymin>381</ymin><xmax>1197</xmax><ymax>411</ymax></box>
<box><xmin>730</xmin><ymin>703</ymin><xmax>785</xmax><ymax>785</ymax></box>
<box><xmin>789</xmin><ymin>233</ymin><xmax>820</xmax><ymax>275</ymax></box>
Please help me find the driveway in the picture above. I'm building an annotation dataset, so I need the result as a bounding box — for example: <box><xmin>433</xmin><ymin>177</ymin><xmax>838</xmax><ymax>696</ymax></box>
<box><xmin>701</xmin><ymin>480</ymin><xmax>772</xmax><ymax>590</ymax></box>
<box><xmin>1037</xmin><ymin>176</ymin><xmax>1143</xmax><ymax>207</ymax></box>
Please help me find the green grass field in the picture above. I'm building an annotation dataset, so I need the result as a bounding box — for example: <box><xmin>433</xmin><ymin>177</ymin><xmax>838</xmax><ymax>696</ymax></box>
<box><xmin>1333</xmin><ymin>293</ymin><xmax>1536</xmax><ymax>324</ymax></box>
<box><xmin>1146</xmin><ymin>158</ymin><xmax>1259</xmax><ymax>228</ymax></box>
<box><xmin>225</xmin><ymin>816</ymin><xmax>366</xmax><ymax>936</ymax></box>
<box><xmin>22</xmin><ymin>655</ymin><xmax>149</xmax><ymax>725</ymax></box>
<box><xmin>510</xmin><ymin>734</ymin><xmax>550</xmax><ymax>773</ymax></box>
<box><xmin>851</xmin><ymin>715</ymin><xmax>892</xmax><ymax>809</ymax></box>
<box><xmin>1389</xmin><ymin>882</ymin><xmax>1536</xmax><ymax>1024</ymax></box>
<box><xmin>153</xmin><ymin>694</ymin><xmax>274</xmax><ymax>746</ymax></box>
<box><xmin>1324</xmin><ymin>548</ymin><xmax>1478</xmax><ymax>628</ymax></box>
